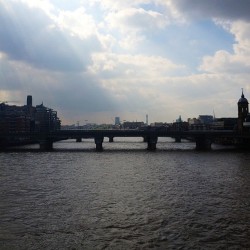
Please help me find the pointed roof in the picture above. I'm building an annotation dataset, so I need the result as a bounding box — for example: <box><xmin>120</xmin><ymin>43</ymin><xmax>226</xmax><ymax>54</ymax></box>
<box><xmin>238</xmin><ymin>89</ymin><xmax>248</xmax><ymax>104</ymax></box>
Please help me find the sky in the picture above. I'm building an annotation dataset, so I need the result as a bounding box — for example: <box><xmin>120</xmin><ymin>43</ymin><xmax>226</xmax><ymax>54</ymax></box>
<box><xmin>0</xmin><ymin>0</ymin><xmax>250</xmax><ymax>125</ymax></box>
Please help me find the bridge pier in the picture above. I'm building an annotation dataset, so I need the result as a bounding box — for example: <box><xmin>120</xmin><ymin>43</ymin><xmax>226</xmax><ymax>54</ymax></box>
<box><xmin>76</xmin><ymin>137</ymin><xmax>82</xmax><ymax>142</ymax></box>
<box><xmin>95</xmin><ymin>137</ymin><xmax>104</xmax><ymax>151</ymax></box>
<box><xmin>235</xmin><ymin>138</ymin><xmax>250</xmax><ymax>150</ymax></box>
<box><xmin>0</xmin><ymin>138</ymin><xmax>7</xmax><ymax>150</ymax></box>
<box><xmin>147</xmin><ymin>136</ymin><xmax>158</xmax><ymax>151</ymax></box>
<box><xmin>175</xmin><ymin>136</ymin><xmax>181</xmax><ymax>143</ymax></box>
<box><xmin>195</xmin><ymin>137</ymin><xmax>212</xmax><ymax>150</ymax></box>
<box><xmin>143</xmin><ymin>136</ymin><xmax>148</xmax><ymax>142</ymax></box>
<box><xmin>109</xmin><ymin>137</ymin><xmax>114</xmax><ymax>142</ymax></box>
<box><xmin>39</xmin><ymin>139</ymin><xmax>53</xmax><ymax>150</ymax></box>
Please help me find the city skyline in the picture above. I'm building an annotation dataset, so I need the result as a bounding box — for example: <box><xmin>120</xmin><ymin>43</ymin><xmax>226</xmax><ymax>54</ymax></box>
<box><xmin>0</xmin><ymin>1</ymin><xmax>250</xmax><ymax>124</ymax></box>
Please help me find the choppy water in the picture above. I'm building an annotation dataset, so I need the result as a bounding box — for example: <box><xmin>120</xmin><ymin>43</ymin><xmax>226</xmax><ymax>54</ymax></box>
<box><xmin>1</xmin><ymin>138</ymin><xmax>250</xmax><ymax>249</ymax></box>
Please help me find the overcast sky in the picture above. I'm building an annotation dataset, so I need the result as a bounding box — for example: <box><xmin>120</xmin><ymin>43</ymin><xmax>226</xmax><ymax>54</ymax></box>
<box><xmin>1</xmin><ymin>0</ymin><xmax>250</xmax><ymax>124</ymax></box>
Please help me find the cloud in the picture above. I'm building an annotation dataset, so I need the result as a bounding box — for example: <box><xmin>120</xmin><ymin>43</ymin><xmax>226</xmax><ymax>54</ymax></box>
<box><xmin>85</xmin><ymin>0</ymin><xmax>155</xmax><ymax>11</ymax></box>
<box><xmin>56</xmin><ymin>7</ymin><xmax>98</xmax><ymax>39</ymax></box>
<box><xmin>89</xmin><ymin>52</ymin><xmax>186</xmax><ymax>80</ymax></box>
<box><xmin>200</xmin><ymin>21</ymin><xmax>250</xmax><ymax>74</ymax></box>
<box><xmin>105</xmin><ymin>7</ymin><xmax>168</xmax><ymax>49</ymax></box>
<box><xmin>167</xmin><ymin>0</ymin><xmax>250</xmax><ymax>21</ymax></box>
<box><xmin>106</xmin><ymin>7</ymin><xmax>168</xmax><ymax>32</ymax></box>
<box><xmin>1</xmin><ymin>0</ymin><xmax>249</xmax><ymax>124</ymax></box>
<box><xmin>200</xmin><ymin>50</ymin><xmax>250</xmax><ymax>74</ymax></box>
<box><xmin>0</xmin><ymin>56</ymin><xmax>117</xmax><ymax>122</ymax></box>
<box><xmin>0</xmin><ymin>1</ymin><xmax>102</xmax><ymax>71</ymax></box>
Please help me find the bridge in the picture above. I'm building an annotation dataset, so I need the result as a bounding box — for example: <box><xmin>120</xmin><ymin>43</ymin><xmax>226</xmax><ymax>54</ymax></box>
<box><xmin>1</xmin><ymin>129</ymin><xmax>249</xmax><ymax>151</ymax></box>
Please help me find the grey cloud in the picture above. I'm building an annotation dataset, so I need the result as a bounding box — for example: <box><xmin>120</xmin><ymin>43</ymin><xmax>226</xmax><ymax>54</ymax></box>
<box><xmin>173</xmin><ymin>0</ymin><xmax>250</xmax><ymax>21</ymax></box>
<box><xmin>53</xmin><ymin>73</ymin><xmax>118</xmax><ymax>113</ymax></box>
<box><xmin>0</xmin><ymin>59</ymin><xmax>118</xmax><ymax>119</ymax></box>
<box><xmin>0</xmin><ymin>2</ymin><xmax>101</xmax><ymax>71</ymax></box>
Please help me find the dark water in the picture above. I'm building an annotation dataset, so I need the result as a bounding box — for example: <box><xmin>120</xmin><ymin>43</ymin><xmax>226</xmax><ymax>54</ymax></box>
<box><xmin>1</xmin><ymin>138</ymin><xmax>250</xmax><ymax>249</ymax></box>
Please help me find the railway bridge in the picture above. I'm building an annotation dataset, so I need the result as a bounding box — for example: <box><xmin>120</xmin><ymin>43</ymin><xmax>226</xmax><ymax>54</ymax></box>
<box><xmin>1</xmin><ymin>129</ymin><xmax>249</xmax><ymax>151</ymax></box>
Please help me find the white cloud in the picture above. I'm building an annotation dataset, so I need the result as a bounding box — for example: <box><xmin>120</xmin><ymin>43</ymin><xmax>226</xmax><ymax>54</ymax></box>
<box><xmin>231</xmin><ymin>21</ymin><xmax>250</xmax><ymax>55</ymax></box>
<box><xmin>105</xmin><ymin>7</ymin><xmax>168</xmax><ymax>49</ymax></box>
<box><xmin>85</xmin><ymin>0</ymin><xmax>153</xmax><ymax>10</ymax></box>
<box><xmin>106</xmin><ymin>8</ymin><xmax>168</xmax><ymax>32</ymax></box>
<box><xmin>200</xmin><ymin>21</ymin><xmax>250</xmax><ymax>74</ymax></box>
<box><xmin>56</xmin><ymin>7</ymin><xmax>98</xmax><ymax>39</ymax></box>
<box><xmin>0</xmin><ymin>1</ymin><xmax>102</xmax><ymax>71</ymax></box>
<box><xmin>89</xmin><ymin>52</ymin><xmax>186</xmax><ymax>79</ymax></box>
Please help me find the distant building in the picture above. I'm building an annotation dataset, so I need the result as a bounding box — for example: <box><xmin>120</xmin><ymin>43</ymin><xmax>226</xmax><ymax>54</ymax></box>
<box><xmin>188</xmin><ymin>115</ymin><xmax>213</xmax><ymax>130</ymax></box>
<box><xmin>187</xmin><ymin>118</ymin><xmax>200</xmax><ymax>125</ymax></box>
<box><xmin>123</xmin><ymin>121</ymin><xmax>144</xmax><ymax>129</ymax></box>
<box><xmin>115</xmin><ymin>117</ymin><xmax>120</xmax><ymax>125</ymax></box>
<box><xmin>176</xmin><ymin>115</ymin><xmax>182</xmax><ymax>123</ymax></box>
<box><xmin>211</xmin><ymin>118</ymin><xmax>237</xmax><ymax>130</ymax></box>
<box><xmin>198</xmin><ymin>115</ymin><xmax>214</xmax><ymax>124</ymax></box>
<box><xmin>0</xmin><ymin>95</ymin><xmax>61</xmax><ymax>134</ymax></box>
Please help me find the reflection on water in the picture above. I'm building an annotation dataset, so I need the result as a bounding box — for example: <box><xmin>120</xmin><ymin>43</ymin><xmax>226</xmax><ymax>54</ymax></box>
<box><xmin>0</xmin><ymin>139</ymin><xmax>250</xmax><ymax>249</ymax></box>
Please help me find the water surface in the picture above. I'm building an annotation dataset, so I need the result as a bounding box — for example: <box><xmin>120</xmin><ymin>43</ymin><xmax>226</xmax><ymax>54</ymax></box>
<box><xmin>1</xmin><ymin>138</ymin><xmax>250</xmax><ymax>249</ymax></box>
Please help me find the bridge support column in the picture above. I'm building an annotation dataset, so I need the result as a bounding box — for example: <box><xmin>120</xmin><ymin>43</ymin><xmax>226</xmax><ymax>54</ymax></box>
<box><xmin>40</xmin><ymin>139</ymin><xmax>53</xmax><ymax>150</ymax></box>
<box><xmin>0</xmin><ymin>138</ymin><xmax>7</xmax><ymax>150</ymax></box>
<box><xmin>95</xmin><ymin>137</ymin><xmax>104</xmax><ymax>151</ymax></box>
<box><xmin>235</xmin><ymin>138</ymin><xmax>250</xmax><ymax>150</ymax></box>
<box><xmin>143</xmin><ymin>136</ymin><xmax>148</xmax><ymax>142</ymax></box>
<box><xmin>109</xmin><ymin>137</ymin><xmax>114</xmax><ymax>142</ymax></box>
<box><xmin>195</xmin><ymin>137</ymin><xmax>212</xmax><ymax>151</ymax></box>
<box><xmin>76</xmin><ymin>137</ymin><xmax>82</xmax><ymax>142</ymax></box>
<box><xmin>147</xmin><ymin>136</ymin><xmax>158</xmax><ymax>151</ymax></box>
<box><xmin>175</xmin><ymin>136</ymin><xmax>181</xmax><ymax>143</ymax></box>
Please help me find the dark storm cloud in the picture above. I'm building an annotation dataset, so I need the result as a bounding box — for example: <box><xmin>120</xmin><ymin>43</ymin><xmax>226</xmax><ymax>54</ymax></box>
<box><xmin>173</xmin><ymin>0</ymin><xmax>250</xmax><ymax>21</ymax></box>
<box><xmin>0</xmin><ymin>2</ymin><xmax>101</xmax><ymax>71</ymax></box>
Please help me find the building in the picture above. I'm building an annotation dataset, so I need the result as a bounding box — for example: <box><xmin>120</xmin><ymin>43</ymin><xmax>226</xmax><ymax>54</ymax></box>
<box><xmin>0</xmin><ymin>95</ymin><xmax>61</xmax><ymax>134</ymax></box>
<box><xmin>243</xmin><ymin>114</ymin><xmax>250</xmax><ymax>130</ymax></box>
<box><xmin>115</xmin><ymin>117</ymin><xmax>120</xmax><ymax>125</ymax></box>
<box><xmin>238</xmin><ymin>90</ymin><xmax>249</xmax><ymax>132</ymax></box>
<box><xmin>123</xmin><ymin>121</ymin><xmax>144</xmax><ymax>129</ymax></box>
<box><xmin>198</xmin><ymin>115</ymin><xmax>214</xmax><ymax>124</ymax></box>
<box><xmin>211</xmin><ymin>118</ymin><xmax>237</xmax><ymax>130</ymax></box>
<box><xmin>210</xmin><ymin>90</ymin><xmax>250</xmax><ymax>132</ymax></box>
<box><xmin>35</xmin><ymin>103</ymin><xmax>60</xmax><ymax>132</ymax></box>
<box><xmin>0</xmin><ymin>104</ymin><xmax>31</xmax><ymax>133</ymax></box>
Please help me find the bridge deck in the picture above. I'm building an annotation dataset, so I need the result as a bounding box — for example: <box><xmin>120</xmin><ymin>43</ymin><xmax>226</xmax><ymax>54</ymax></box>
<box><xmin>52</xmin><ymin>129</ymin><xmax>240</xmax><ymax>139</ymax></box>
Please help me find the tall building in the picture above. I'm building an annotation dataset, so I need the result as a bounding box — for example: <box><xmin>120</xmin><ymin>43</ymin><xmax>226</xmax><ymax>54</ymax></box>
<box><xmin>27</xmin><ymin>95</ymin><xmax>32</xmax><ymax>107</ymax></box>
<box><xmin>238</xmin><ymin>90</ymin><xmax>249</xmax><ymax>132</ymax></box>
<box><xmin>115</xmin><ymin>117</ymin><xmax>120</xmax><ymax>125</ymax></box>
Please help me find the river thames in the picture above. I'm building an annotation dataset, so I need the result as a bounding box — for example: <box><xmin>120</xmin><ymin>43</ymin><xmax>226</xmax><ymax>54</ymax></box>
<box><xmin>0</xmin><ymin>138</ymin><xmax>250</xmax><ymax>249</ymax></box>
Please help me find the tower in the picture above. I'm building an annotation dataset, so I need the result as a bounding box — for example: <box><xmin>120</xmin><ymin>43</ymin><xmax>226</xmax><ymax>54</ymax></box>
<box><xmin>115</xmin><ymin>117</ymin><xmax>120</xmax><ymax>125</ymax></box>
<box><xmin>27</xmin><ymin>95</ymin><xmax>32</xmax><ymax>107</ymax></box>
<box><xmin>238</xmin><ymin>89</ymin><xmax>248</xmax><ymax>132</ymax></box>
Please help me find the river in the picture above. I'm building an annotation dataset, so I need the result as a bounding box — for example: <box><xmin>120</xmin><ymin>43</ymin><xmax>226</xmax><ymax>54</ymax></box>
<box><xmin>0</xmin><ymin>138</ymin><xmax>250</xmax><ymax>249</ymax></box>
